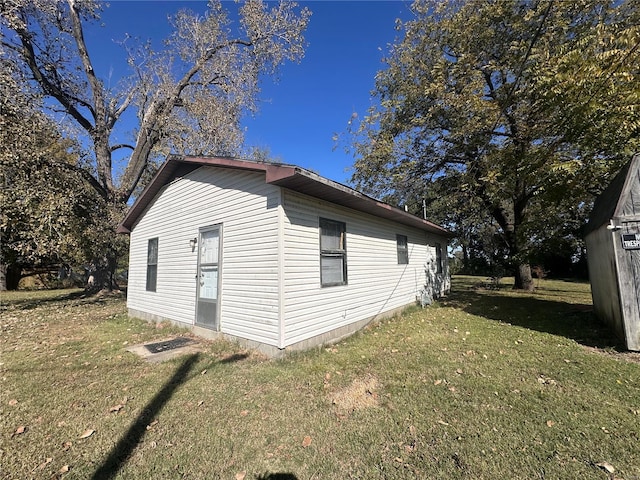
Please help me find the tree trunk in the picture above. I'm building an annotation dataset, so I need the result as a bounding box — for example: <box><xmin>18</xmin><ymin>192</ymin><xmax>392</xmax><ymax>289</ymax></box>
<box><xmin>0</xmin><ymin>262</ymin><xmax>22</xmax><ymax>291</ymax></box>
<box><xmin>514</xmin><ymin>263</ymin><xmax>535</xmax><ymax>291</ymax></box>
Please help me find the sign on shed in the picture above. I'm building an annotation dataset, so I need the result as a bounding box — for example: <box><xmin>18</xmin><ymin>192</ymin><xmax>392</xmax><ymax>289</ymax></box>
<box><xmin>621</xmin><ymin>233</ymin><xmax>640</xmax><ymax>250</ymax></box>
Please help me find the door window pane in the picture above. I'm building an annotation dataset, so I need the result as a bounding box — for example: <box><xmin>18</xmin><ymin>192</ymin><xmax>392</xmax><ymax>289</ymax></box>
<box><xmin>200</xmin><ymin>266</ymin><xmax>218</xmax><ymax>300</ymax></box>
<box><xmin>200</xmin><ymin>230</ymin><xmax>219</xmax><ymax>264</ymax></box>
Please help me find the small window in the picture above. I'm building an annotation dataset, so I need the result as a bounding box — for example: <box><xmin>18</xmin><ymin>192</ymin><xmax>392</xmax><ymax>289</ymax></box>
<box><xmin>146</xmin><ymin>237</ymin><xmax>158</xmax><ymax>291</ymax></box>
<box><xmin>397</xmin><ymin>234</ymin><xmax>409</xmax><ymax>264</ymax></box>
<box><xmin>436</xmin><ymin>242</ymin><xmax>443</xmax><ymax>274</ymax></box>
<box><xmin>320</xmin><ymin>218</ymin><xmax>347</xmax><ymax>286</ymax></box>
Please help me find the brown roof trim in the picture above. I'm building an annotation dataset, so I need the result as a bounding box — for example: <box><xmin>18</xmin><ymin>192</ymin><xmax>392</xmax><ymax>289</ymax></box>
<box><xmin>117</xmin><ymin>155</ymin><xmax>453</xmax><ymax>237</ymax></box>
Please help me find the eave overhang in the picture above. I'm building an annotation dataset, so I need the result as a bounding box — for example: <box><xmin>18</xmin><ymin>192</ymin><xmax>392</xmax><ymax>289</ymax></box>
<box><xmin>117</xmin><ymin>155</ymin><xmax>454</xmax><ymax>238</ymax></box>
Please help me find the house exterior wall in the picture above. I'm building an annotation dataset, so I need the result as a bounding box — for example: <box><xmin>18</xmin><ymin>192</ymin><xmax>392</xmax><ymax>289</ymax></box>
<box><xmin>127</xmin><ymin>165</ymin><xmax>451</xmax><ymax>354</ymax></box>
<box><xmin>281</xmin><ymin>190</ymin><xmax>449</xmax><ymax>348</ymax></box>
<box><xmin>127</xmin><ymin>166</ymin><xmax>282</xmax><ymax>346</ymax></box>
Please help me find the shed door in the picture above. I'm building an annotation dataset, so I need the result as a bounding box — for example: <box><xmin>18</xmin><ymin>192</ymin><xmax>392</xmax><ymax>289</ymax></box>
<box><xmin>196</xmin><ymin>226</ymin><xmax>221</xmax><ymax>330</ymax></box>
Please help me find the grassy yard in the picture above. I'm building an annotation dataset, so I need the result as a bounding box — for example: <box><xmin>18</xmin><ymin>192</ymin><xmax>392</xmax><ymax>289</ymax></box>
<box><xmin>1</xmin><ymin>276</ymin><xmax>639</xmax><ymax>479</ymax></box>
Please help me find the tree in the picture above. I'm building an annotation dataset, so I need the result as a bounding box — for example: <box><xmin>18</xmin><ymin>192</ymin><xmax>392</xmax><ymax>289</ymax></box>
<box><xmin>0</xmin><ymin>62</ymin><xmax>119</xmax><ymax>290</ymax></box>
<box><xmin>349</xmin><ymin>0</ymin><xmax>640</xmax><ymax>290</ymax></box>
<box><xmin>1</xmin><ymin>0</ymin><xmax>310</xmax><ymax>288</ymax></box>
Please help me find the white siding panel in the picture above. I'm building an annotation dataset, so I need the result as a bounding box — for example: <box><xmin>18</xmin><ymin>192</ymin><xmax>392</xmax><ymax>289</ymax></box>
<box><xmin>127</xmin><ymin>167</ymin><xmax>281</xmax><ymax>346</ymax></box>
<box><xmin>282</xmin><ymin>191</ymin><xmax>447</xmax><ymax>346</ymax></box>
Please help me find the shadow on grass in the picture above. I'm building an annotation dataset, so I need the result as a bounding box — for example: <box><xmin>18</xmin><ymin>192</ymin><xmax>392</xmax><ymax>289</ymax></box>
<box><xmin>255</xmin><ymin>473</ymin><xmax>298</xmax><ymax>480</ymax></box>
<box><xmin>443</xmin><ymin>284</ymin><xmax>623</xmax><ymax>351</ymax></box>
<box><xmin>0</xmin><ymin>288</ymin><xmax>126</xmax><ymax>311</ymax></box>
<box><xmin>91</xmin><ymin>353</ymin><xmax>200</xmax><ymax>479</ymax></box>
<box><xmin>91</xmin><ymin>349</ymin><xmax>251</xmax><ymax>479</ymax></box>
<box><xmin>220</xmin><ymin>352</ymin><xmax>249</xmax><ymax>364</ymax></box>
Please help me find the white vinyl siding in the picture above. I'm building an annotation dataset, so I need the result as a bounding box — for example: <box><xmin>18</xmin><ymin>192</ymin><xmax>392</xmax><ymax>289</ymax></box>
<box><xmin>282</xmin><ymin>191</ymin><xmax>442</xmax><ymax>346</ymax></box>
<box><xmin>127</xmin><ymin>166</ymin><xmax>281</xmax><ymax>346</ymax></box>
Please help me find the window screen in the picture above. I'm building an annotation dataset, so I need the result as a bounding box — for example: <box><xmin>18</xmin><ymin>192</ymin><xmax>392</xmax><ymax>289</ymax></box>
<box><xmin>397</xmin><ymin>234</ymin><xmax>408</xmax><ymax>264</ymax></box>
<box><xmin>320</xmin><ymin>218</ymin><xmax>347</xmax><ymax>286</ymax></box>
<box><xmin>146</xmin><ymin>237</ymin><xmax>158</xmax><ymax>291</ymax></box>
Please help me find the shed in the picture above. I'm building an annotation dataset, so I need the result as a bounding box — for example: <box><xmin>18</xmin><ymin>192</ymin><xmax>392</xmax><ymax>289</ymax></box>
<box><xmin>585</xmin><ymin>153</ymin><xmax>640</xmax><ymax>351</ymax></box>
<box><xmin>118</xmin><ymin>155</ymin><xmax>453</xmax><ymax>356</ymax></box>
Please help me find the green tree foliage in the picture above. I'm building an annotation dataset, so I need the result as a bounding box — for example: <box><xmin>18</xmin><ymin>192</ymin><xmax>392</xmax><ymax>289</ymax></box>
<box><xmin>1</xmin><ymin>0</ymin><xmax>310</xmax><ymax>289</ymax></box>
<box><xmin>0</xmin><ymin>69</ymin><xmax>124</xmax><ymax>290</ymax></box>
<box><xmin>349</xmin><ymin>0</ymin><xmax>640</xmax><ymax>289</ymax></box>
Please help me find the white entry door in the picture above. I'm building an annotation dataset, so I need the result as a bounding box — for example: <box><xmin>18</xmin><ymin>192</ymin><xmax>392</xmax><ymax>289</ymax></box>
<box><xmin>196</xmin><ymin>226</ymin><xmax>220</xmax><ymax>330</ymax></box>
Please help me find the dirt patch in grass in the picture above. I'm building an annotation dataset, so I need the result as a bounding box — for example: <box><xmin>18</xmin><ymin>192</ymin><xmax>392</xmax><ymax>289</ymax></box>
<box><xmin>584</xmin><ymin>346</ymin><xmax>640</xmax><ymax>364</ymax></box>
<box><xmin>330</xmin><ymin>374</ymin><xmax>381</xmax><ymax>413</ymax></box>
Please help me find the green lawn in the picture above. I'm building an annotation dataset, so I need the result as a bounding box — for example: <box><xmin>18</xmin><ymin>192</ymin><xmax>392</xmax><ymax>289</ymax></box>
<box><xmin>1</xmin><ymin>277</ymin><xmax>639</xmax><ymax>479</ymax></box>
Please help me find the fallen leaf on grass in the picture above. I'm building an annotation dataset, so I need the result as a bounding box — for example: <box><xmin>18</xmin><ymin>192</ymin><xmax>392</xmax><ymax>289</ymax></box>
<box><xmin>62</xmin><ymin>442</ymin><xmax>72</xmax><ymax>451</ymax></box>
<box><xmin>12</xmin><ymin>425</ymin><xmax>26</xmax><ymax>437</ymax></box>
<box><xmin>235</xmin><ymin>471</ymin><xmax>246</xmax><ymax>480</ymax></box>
<box><xmin>59</xmin><ymin>465</ymin><xmax>70</xmax><ymax>474</ymax></box>
<box><xmin>79</xmin><ymin>429</ymin><xmax>94</xmax><ymax>439</ymax></box>
<box><xmin>596</xmin><ymin>461</ymin><xmax>615</xmax><ymax>473</ymax></box>
<box><xmin>8</xmin><ymin>399</ymin><xmax>18</xmax><ymax>406</ymax></box>
<box><xmin>109</xmin><ymin>404</ymin><xmax>124</xmax><ymax>413</ymax></box>
<box><xmin>546</xmin><ymin>420</ymin><xmax>555</xmax><ymax>427</ymax></box>
<box><xmin>437</xmin><ymin>420</ymin><xmax>450</xmax><ymax>426</ymax></box>
<box><xmin>201</xmin><ymin>369</ymin><xmax>207</xmax><ymax>375</ymax></box>
<box><xmin>35</xmin><ymin>457</ymin><xmax>53</xmax><ymax>471</ymax></box>
<box><xmin>302</xmin><ymin>435</ymin><xmax>312</xmax><ymax>447</ymax></box>
<box><xmin>240</xmin><ymin>410</ymin><xmax>249</xmax><ymax>416</ymax></box>
<box><xmin>146</xmin><ymin>420</ymin><xmax>158</xmax><ymax>430</ymax></box>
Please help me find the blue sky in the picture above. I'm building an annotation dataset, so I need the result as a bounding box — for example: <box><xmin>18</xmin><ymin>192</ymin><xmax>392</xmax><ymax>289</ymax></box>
<box><xmin>87</xmin><ymin>1</ymin><xmax>412</xmax><ymax>184</ymax></box>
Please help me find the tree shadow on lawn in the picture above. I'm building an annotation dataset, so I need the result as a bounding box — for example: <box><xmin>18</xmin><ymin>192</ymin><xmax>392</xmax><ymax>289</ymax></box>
<box><xmin>1</xmin><ymin>288</ymin><xmax>123</xmax><ymax>312</ymax></box>
<box><xmin>443</xmin><ymin>285</ymin><xmax>624</xmax><ymax>351</ymax></box>
<box><xmin>255</xmin><ymin>473</ymin><xmax>299</xmax><ymax>480</ymax></box>
<box><xmin>91</xmin><ymin>350</ymin><xmax>248</xmax><ymax>480</ymax></box>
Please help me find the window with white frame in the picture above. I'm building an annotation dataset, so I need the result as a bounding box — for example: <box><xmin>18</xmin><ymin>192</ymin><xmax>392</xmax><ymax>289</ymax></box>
<box><xmin>319</xmin><ymin>218</ymin><xmax>347</xmax><ymax>286</ymax></box>
<box><xmin>146</xmin><ymin>237</ymin><xmax>158</xmax><ymax>291</ymax></box>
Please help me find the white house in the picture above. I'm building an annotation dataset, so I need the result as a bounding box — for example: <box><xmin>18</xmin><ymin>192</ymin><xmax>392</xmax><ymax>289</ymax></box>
<box><xmin>118</xmin><ymin>156</ymin><xmax>453</xmax><ymax>356</ymax></box>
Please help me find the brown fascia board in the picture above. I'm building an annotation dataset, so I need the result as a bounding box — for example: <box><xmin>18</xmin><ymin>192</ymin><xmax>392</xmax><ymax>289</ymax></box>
<box><xmin>117</xmin><ymin>155</ymin><xmax>453</xmax><ymax>238</ymax></box>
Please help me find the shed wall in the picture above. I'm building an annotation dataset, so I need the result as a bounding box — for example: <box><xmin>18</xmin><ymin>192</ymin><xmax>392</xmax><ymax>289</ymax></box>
<box><xmin>586</xmin><ymin>226</ymin><xmax>625</xmax><ymax>341</ymax></box>
<box><xmin>127</xmin><ymin>166</ymin><xmax>282</xmax><ymax>346</ymax></box>
<box><xmin>281</xmin><ymin>190</ymin><xmax>449</xmax><ymax>346</ymax></box>
<box><xmin>614</xmin><ymin>222</ymin><xmax>640</xmax><ymax>350</ymax></box>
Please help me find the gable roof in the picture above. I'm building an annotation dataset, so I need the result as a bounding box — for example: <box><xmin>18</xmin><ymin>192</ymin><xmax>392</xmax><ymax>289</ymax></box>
<box><xmin>586</xmin><ymin>153</ymin><xmax>640</xmax><ymax>235</ymax></box>
<box><xmin>117</xmin><ymin>155</ymin><xmax>453</xmax><ymax>237</ymax></box>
